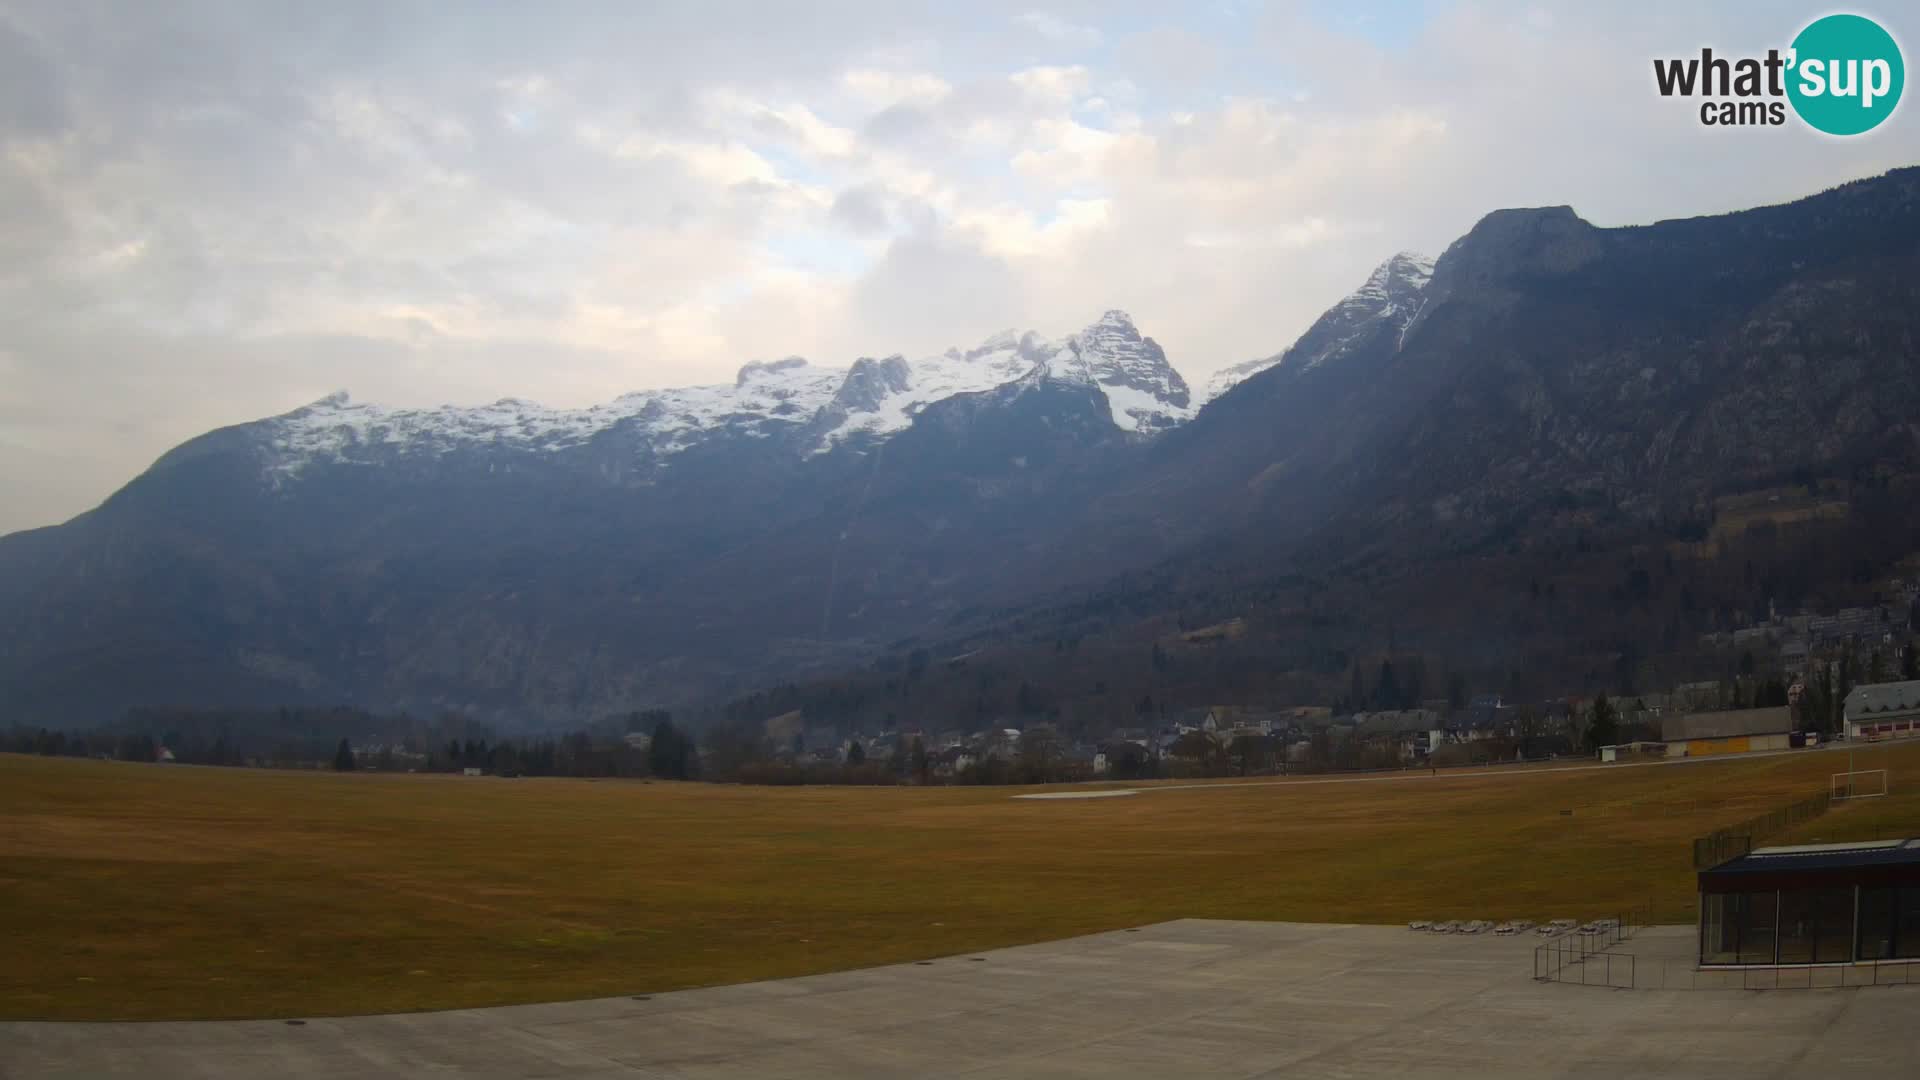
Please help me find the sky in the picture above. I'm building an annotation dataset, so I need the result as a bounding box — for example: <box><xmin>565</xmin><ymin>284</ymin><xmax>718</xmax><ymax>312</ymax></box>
<box><xmin>2</xmin><ymin>1</ymin><xmax>1917</xmax><ymax>535</ymax></box>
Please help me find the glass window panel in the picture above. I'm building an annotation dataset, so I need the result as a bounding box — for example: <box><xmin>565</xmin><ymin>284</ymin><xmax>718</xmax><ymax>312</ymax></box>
<box><xmin>1737</xmin><ymin>891</ymin><xmax>1778</xmax><ymax>965</ymax></box>
<box><xmin>1701</xmin><ymin>893</ymin><xmax>1737</xmax><ymax>964</ymax></box>
<box><xmin>1778</xmin><ymin>890</ymin><xmax>1814</xmax><ymax>964</ymax></box>
<box><xmin>1812</xmin><ymin>887</ymin><xmax>1854</xmax><ymax>963</ymax></box>
<box><xmin>1859</xmin><ymin>887</ymin><xmax>1895</xmax><ymax>961</ymax></box>
<box><xmin>1898</xmin><ymin>887</ymin><xmax>1920</xmax><ymax>960</ymax></box>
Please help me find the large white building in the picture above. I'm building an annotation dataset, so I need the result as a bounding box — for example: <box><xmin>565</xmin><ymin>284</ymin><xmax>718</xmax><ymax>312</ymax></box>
<box><xmin>1844</xmin><ymin>679</ymin><xmax>1920</xmax><ymax>742</ymax></box>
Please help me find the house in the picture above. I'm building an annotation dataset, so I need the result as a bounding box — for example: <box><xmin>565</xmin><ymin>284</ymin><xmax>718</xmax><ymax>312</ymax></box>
<box><xmin>1467</xmin><ymin>694</ymin><xmax>1503</xmax><ymax>723</ymax></box>
<box><xmin>1809</xmin><ymin>606</ymin><xmax>1892</xmax><ymax>646</ymax></box>
<box><xmin>1779</xmin><ymin>636</ymin><xmax>1813</xmax><ymax>674</ymax></box>
<box><xmin>1674</xmin><ymin>681</ymin><xmax>1723</xmax><ymax>712</ymax></box>
<box><xmin>1627</xmin><ymin>693</ymin><xmax>1673</xmax><ymax>715</ymax></box>
<box><xmin>1844</xmin><ymin>680</ymin><xmax>1920</xmax><ymax>743</ymax></box>
<box><xmin>1203</xmin><ymin>706</ymin><xmax>1287</xmax><ymax>734</ymax></box>
<box><xmin>964</xmin><ymin>728</ymin><xmax>1021</xmax><ymax>759</ymax></box>
<box><xmin>1169</xmin><ymin>707</ymin><xmax>1210</xmax><ymax>732</ymax></box>
<box><xmin>1351</xmin><ymin>709</ymin><xmax>1445</xmax><ymax>756</ymax></box>
<box><xmin>932</xmin><ymin>746</ymin><xmax>974</xmax><ymax>777</ymax></box>
<box><xmin>1660</xmin><ymin>706</ymin><xmax>1793</xmax><ymax>757</ymax></box>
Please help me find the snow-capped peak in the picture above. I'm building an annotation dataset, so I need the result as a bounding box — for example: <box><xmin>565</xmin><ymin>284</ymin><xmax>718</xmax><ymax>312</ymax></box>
<box><xmin>1201</xmin><ymin>251</ymin><xmax>1435</xmax><ymax>403</ymax></box>
<box><xmin>814</xmin><ymin>312</ymin><xmax>1196</xmax><ymax>447</ymax></box>
<box><xmin>1034</xmin><ymin>310</ymin><xmax>1194</xmax><ymax>433</ymax></box>
<box><xmin>1352</xmin><ymin>251</ymin><xmax>1434</xmax><ymax>305</ymax></box>
<box><xmin>263</xmin><ymin>312</ymin><xmax>1202</xmax><ymax>476</ymax></box>
<box><xmin>263</xmin><ymin>362</ymin><xmax>847</xmax><ymax>474</ymax></box>
<box><xmin>816</xmin><ymin>331</ymin><xmax>1049</xmax><ymax>449</ymax></box>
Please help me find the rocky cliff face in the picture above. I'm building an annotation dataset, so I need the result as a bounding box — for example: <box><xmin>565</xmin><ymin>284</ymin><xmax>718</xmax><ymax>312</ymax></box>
<box><xmin>1355</xmin><ymin>173</ymin><xmax>1920</xmax><ymax>546</ymax></box>
<box><xmin>1036</xmin><ymin>310</ymin><xmax>1194</xmax><ymax>432</ymax></box>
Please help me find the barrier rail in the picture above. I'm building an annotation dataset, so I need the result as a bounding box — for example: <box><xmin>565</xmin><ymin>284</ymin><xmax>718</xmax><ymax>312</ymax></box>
<box><xmin>1542</xmin><ymin>952</ymin><xmax>1920</xmax><ymax>990</ymax></box>
<box><xmin>1532</xmin><ymin>910</ymin><xmax>1643</xmax><ymax>986</ymax></box>
<box><xmin>1691</xmin><ymin>790</ymin><xmax>1832</xmax><ymax>869</ymax></box>
<box><xmin>1533</xmin><ymin>931</ymin><xmax>1636</xmax><ymax>988</ymax></box>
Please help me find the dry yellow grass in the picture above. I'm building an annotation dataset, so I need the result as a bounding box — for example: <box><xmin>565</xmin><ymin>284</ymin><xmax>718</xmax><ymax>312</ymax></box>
<box><xmin>2</xmin><ymin>744</ymin><xmax>1916</xmax><ymax>1020</ymax></box>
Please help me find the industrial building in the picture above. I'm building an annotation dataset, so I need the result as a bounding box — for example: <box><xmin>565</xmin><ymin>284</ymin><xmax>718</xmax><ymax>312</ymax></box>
<box><xmin>1661</xmin><ymin>706</ymin><xmax>1793</xmax><ymax>757</ymax></box>
<box><xmin>1698</xmin><ymin>839</ymin><xmax>1920</xmax><ymax>966</ymax></box>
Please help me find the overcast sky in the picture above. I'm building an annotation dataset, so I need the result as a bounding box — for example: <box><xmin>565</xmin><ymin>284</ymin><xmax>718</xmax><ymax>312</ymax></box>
<box><xmin>2</xmin><ymin>1</ymin><xmax>1916</xmax><ymax>535</ymax></box>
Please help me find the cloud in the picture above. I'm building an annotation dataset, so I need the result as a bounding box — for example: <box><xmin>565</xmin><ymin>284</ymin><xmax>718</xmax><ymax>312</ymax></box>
<box><xmin>0</xmin><ymin>17</ymin><xmax>67</xmax><ymax>135</ymax></box>
<box><xmin>1</xmin><ymin>0</ymin><xmax>1918</xmax><ymax>534</ymax></box>
<box><xmin>1014</xmin><ymin>11</ymin><xmax>1103</xmax><ymax>49</ymax></box>
<box><xmin>829</xmin><ymin>184</ymin><xmax>895</xmax><ymax>234</ymax></box>
<box><xmin>841</xmin><ymin>68</ymin><xmax>952</xmax><ymax>109</ymax></box>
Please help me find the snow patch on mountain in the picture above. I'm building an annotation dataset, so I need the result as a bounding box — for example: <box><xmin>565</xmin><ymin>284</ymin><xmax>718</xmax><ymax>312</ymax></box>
<box><xmin>1201</xmin><ymin>355</ymin><xmax>1281</xmax><ymax>403</ymax></box>
<box><xmin>814</xmin><ymin>333</ymin><xmax>1047</xmax><ymax>449</ymax></box>
<box><xmin>263</xmin><ymin>310</ymin><xmax>1204</xmax><ymax>475</ymax></box>
<box><xmin>817</xmin><ymin>313</ymin><xmax>1195</xmax><ymax>444</ymax></box>
<box><xmin>1199</xmin><ymin>252</ymin><xmax>1435</xmax><ymax>404</ymax></box>
<box><xmin>265</xmin><ymin>358</ymin><xmax>846</xmax><ymax>472</ymax></box>
<box><xmin>1032</xmin><ymin>311</ymin><xmax>1194</xmax><ymax>433</ymax></box>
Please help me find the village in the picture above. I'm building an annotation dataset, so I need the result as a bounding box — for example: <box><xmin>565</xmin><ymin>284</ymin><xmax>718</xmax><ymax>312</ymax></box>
<box><xmin>726</xmin><ymin>674</ymin><xmax>1920</xmax><ymax>785</ymax></box>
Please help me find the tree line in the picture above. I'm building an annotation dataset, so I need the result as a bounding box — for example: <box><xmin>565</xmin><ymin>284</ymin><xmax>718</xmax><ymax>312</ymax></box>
<box><xmin>2</xmin><ymin>706</ymin><xmax>702</xmax><ymax>781</ymax></box>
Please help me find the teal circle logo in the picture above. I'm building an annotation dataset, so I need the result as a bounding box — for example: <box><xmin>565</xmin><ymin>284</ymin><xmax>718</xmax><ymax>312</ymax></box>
<box><xmin>1787</xmin><ymin>14</ymin><xmax>1904</xmax><ymax>135</ymax></box>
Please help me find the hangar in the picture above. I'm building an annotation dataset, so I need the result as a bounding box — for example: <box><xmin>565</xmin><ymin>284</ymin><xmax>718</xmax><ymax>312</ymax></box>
<box><xmin>1699</xmin><ymin>838</ymin><xmax>1920</xmax><ymax>966</ymax></box>
<box><xmin>1662</xmin><ymin>706</ymin><xmax>1793</xmax><ymax>757</ymax></box>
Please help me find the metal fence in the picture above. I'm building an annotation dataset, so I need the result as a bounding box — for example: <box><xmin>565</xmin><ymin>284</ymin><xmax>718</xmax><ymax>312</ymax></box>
<box><xmin>1533</xmin><ymin>930</ymin><xmax>1636</xmax><ymax>988</ymax></box>
<box><xmin>1532</xmin><ymin>909</ymin><xmax>1646</xmax><ymax>986</ymax></box>
<box><xmin>1691</xmin><ymin>790</ymin><xmax>1832</xmax><ymax>869</ymax></box>
<box><xmin>1540</xmin><ymin>948</ymin><xmax>1920</xmax><ymax>990</ymax></box>
<box><xmin>1632</xmin><ymin>959</ymin><xmax>1920</xmax><ymax>989</ymax></box>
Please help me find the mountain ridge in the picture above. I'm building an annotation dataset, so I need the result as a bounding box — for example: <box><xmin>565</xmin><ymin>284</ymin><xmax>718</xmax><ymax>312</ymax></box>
<box><xmin>5</xmin><ymin>168</ymin><xmax>1918</xmax><ymax>727</ymax></box>
<box><xmin>238</xmin><ymin>308</ymin><xmax>1215</xmax><ymax>488</ymax></box>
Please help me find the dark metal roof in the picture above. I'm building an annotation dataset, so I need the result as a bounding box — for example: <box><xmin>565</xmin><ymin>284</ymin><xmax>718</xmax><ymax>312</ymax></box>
<box><xmin>1845</xmin><ymin>679</ymin><xmax>1920</xmax><ymax>718</ymax></box>
<box><xmin>1699</xmin><ymin>838</ymin><xmax>1920</xmax><ymax>889</ymax></box>
<box><xmin>1660</xmin><ymin>706</ymin><xmax>1792</xmax><ymax>741</ymax></box>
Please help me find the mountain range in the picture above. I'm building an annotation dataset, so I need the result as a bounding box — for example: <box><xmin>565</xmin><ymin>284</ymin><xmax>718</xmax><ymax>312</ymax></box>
<box><xmin>260</xmin><ymin>305</ymin><xmax>1200</xmax><ymax>482</ymax></box>
<box><xmin>4</xmin><ymin>168</ymin><xmax>1919</xmax><ymax>727</ymax></box>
